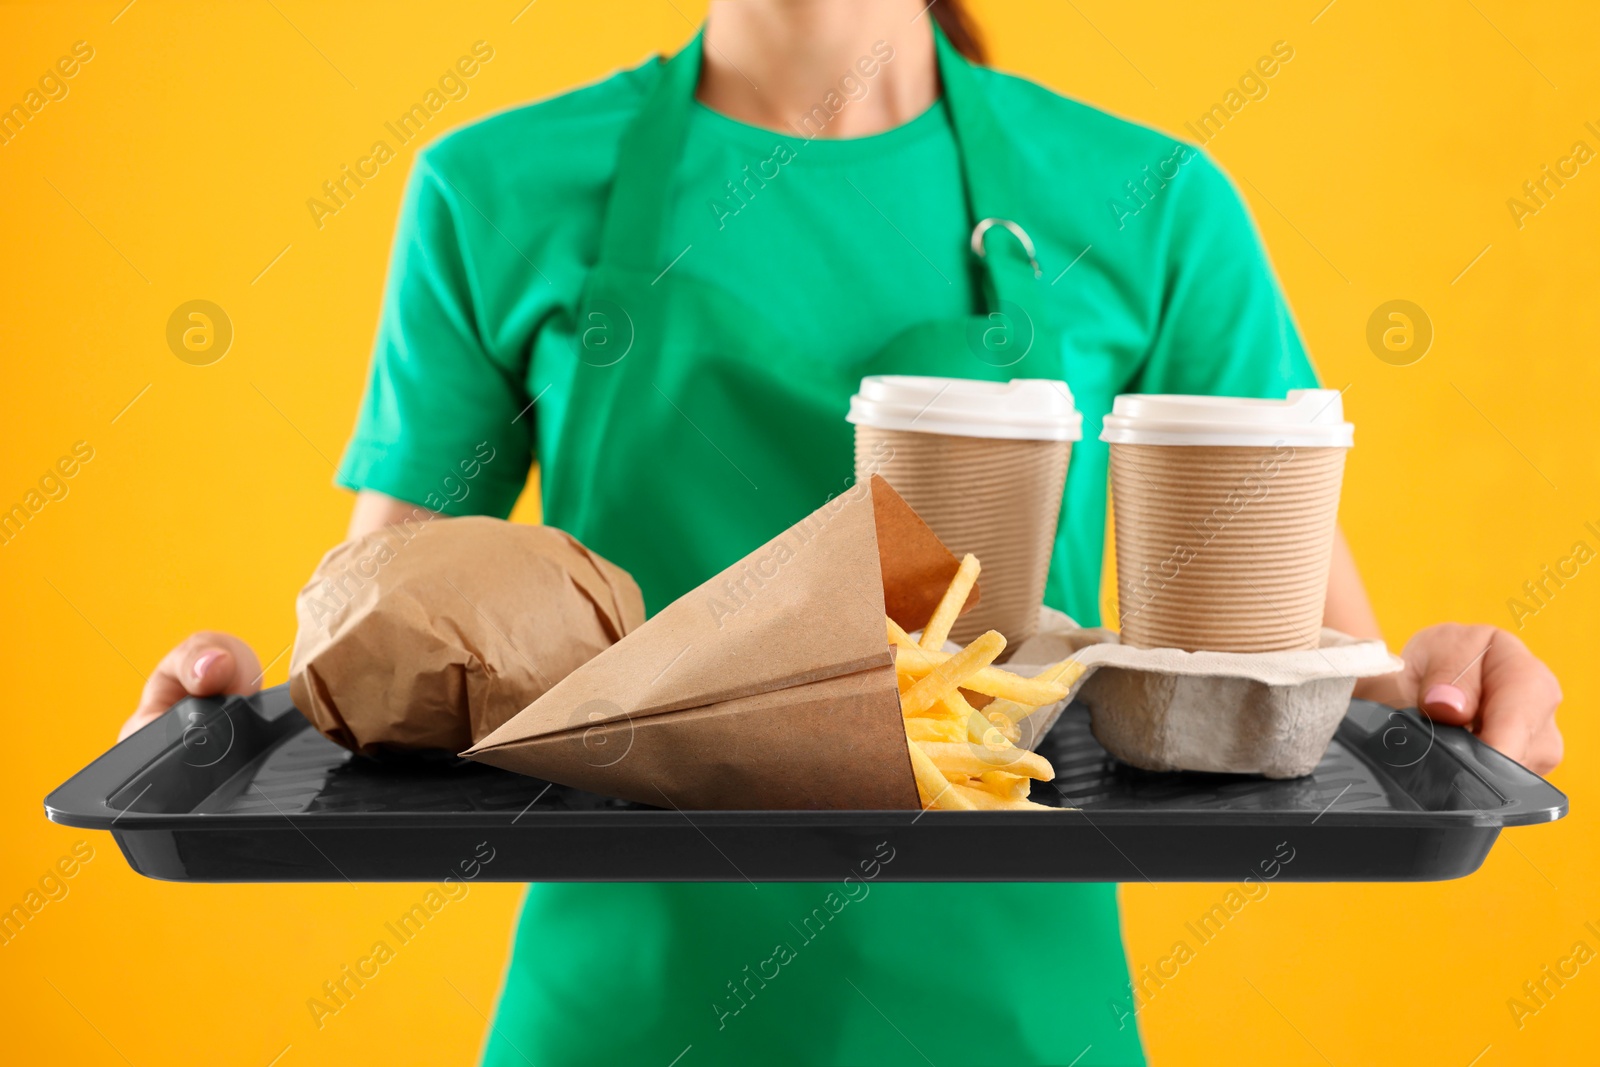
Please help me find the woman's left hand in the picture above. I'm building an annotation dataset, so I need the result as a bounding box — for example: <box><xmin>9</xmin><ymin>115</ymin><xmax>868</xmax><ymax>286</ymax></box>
<box><xmin>1354</xmin><ymin>623</ymin><xmax>1564</xmax><ymax>775</ymax></box>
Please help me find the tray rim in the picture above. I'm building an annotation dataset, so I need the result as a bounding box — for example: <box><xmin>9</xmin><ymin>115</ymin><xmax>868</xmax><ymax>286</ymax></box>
<box><xmin>44</xmin><ymin>690</ymin><xmax>1569</xmax><ymax>833</ymax></box>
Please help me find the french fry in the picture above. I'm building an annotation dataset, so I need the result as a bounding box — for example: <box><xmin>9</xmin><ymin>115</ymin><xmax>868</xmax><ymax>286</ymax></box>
<box><xmin>890</xmin><ymin>626</ymin><xmax>938</xmax><ymax>696</ymax></box>
<box><xmin>979</xmin><ymin>697</ymin><xmax>1031</xmax><ymax>725</ymax></box>
<box><xmin>917</xmin><ymin>741</ymin><xmax>1054</xmax><ymax>781</ymax></box>
<box><xmin>951</xmin><ymin>783</ymin><xmax>1010</xmax><ymax>809</ymax></box>
<box><xmin>906</xmin><ymin>737</ymin><xmax>936</xmax><ymax>806</ymax></box>
<box><xmin>888</xmin><ymin>559</ymin><xmax>1068</xmax><ymax>813</ymax></box>
<box><xmin>969</xmin><ymin>670</ymin><xmax>1068</xmax><ymax>705</ymax></box>
<box><xmin>971</xmin><ymin>728</ymin><xmax>1024</xmax><ymax>765</ymax></box>
<box><xmin>890</xmin><ymin>626</ymin><xmax>1071</xmax><ymax>705</ymax></box>
<box><xmin>899</xmin><ymin>630</ymin><xmax>1006</xmax><ymax>716</ymax></box>
<box><xmin>1036</xmin><ymin>656</ymin><xmax>1090</xmax><ymax>686</ymax></box>
<box><xmin>983</xmin><ymin>658</ymin><xmax>1089</xmax><ymax>723</ymax></box>
<box><xmin>895</xmin><ymin>651</ymin><xmax>1070</xmax><ymax>706</ymax></box>
<box><xmin>887</xmin><ymin>619</ymin><xmax>919</xmax><ymax>650</ymax></box>
<box><xmin>975</xmin><ymin>771</ymin><xmax>1031</xmax><ymax>802</ymax></box>
<box><xmin>941</xmin><ymin>689</ymin><xmax>977</xmax><ymax>715</ymax></box>
<box><xmin>907</xmin><ymin>738</ymin><xmax>975</xmax><ymax>809</ymax></box>
<box><xmin>940</xmin><ymin>690</ymin><xmax>991</xmax><ymax>746</ymax></box>
<box><xmin>982</xmin><ymin>708</ymin><xmax>1021</xmax><ymax>746</ymax></box>
<box><xmin>904</xmin><ymin>716</ymin><xmax>965</xmax><ymax>743</ymax></box>
<box><xmin>920</xmin><ymin>553</ymin><xmax>980</xmax><ymax>650</ymax></box>
<box><xmin>947</xmin><ymin>690</ymin><xmax>1016</xmax><ymax>747</ymax></box>
<box><xmin>920</xmin><ymin>701</ymin><xmax>964</xmax><ymax>725</ymax></box>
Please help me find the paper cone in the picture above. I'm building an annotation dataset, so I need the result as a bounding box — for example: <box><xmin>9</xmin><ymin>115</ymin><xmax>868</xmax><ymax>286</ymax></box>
<box><xmin>464</xmin><ymin>476</ymin><xmax>970</xmax><ymax>810</ymax></box>
<box><xmin>855</xmin><ymin>426</ymin><xmax>1069</xmax><ymax>651</ymax></box>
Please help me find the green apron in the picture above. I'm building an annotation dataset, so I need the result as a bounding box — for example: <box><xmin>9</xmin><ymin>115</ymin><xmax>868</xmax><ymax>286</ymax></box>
<box><xmin>542</xmin><ymin>29</ymin><xmax>1063</xmax><ymax>610</ymax></box>
<box><xmin>488</xmin><ymin>28</ymin><xmax>1146</xmax><ymax>1067</ymax></box>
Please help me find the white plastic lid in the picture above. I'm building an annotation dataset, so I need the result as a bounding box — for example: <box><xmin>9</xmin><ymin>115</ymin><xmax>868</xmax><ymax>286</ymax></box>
<box><xmin>1099</xmin><ymin>389</ymin><xmax>1353</xmax><ymax>448</ymax></box>
<box><xmin>847</xmin><ymin>376</ymin><xmax>1082</xmax><ymax>442</ymax></box>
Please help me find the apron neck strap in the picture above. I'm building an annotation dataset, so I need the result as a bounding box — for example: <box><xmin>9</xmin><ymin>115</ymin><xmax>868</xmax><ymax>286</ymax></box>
<box><xmin>598</xmin><ymin>32</ymin><xmax>706</xmax><ymax>271</ymax></box>
<box><xmin>932</xmin><ymin>27</ymin><xmax>1042</xmax><ymax>312</ymax></box>
<box><xmin>597</xmin><ymin>25</ymin><xmax>1041</xmax><ymax>311</ymax></box>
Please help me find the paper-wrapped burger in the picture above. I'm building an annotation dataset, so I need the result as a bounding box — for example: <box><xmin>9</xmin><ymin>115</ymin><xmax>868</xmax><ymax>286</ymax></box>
<box><xmin>289</xmin><ymin>516</ymin><xmax>645</xmax><ymax>755</ymax></box>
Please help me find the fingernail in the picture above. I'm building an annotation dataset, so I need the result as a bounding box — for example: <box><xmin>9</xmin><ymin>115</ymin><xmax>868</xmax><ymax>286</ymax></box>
<box><xmin>1423</xmin><ymin>683</ymin><xmax>1467</xmax><ymax>716</ymax></box>
<box><xmin>191</xmin><ymin>651</ymin><xmax>222</xmax><ymax>682</ymax></box>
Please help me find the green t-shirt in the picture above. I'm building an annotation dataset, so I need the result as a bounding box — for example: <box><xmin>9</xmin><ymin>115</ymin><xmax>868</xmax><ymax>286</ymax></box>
<box><xmin>340</xmin><ymin>52</ymin><xmax>1316</xmax><ymax>1067</ymax></box>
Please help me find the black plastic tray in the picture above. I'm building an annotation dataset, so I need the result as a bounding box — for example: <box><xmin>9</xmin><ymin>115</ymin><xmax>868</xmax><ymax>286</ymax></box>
<box><xmin>45</xmin><ymin>685</ymin><xmax>1566</xmax><ymax>883</ymax></box>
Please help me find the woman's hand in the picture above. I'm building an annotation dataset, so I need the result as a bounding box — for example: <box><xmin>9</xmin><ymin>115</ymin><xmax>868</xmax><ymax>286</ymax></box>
<box><xmin>115</xmin><ymin>494</ymin><xmax>428</xmax><ymax>742</ymax></box>
<box><xmin>118</xmin><ymin>631</ymin><xmax>264</xmax><ymax>741</ymax></box>
<box><xmin>1354</xmin><ymin>624</ymin><xmax>1563</xmax><ymax>774</ymax></box>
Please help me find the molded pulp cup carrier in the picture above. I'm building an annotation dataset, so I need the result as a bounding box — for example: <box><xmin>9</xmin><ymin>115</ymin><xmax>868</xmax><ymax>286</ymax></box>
<box><xmin>1100</xmin><ymin>389</ymin><xmax>1354</xmax><ymax>653</ymax></box>
<box><xmin>848</xmin><ymin>376</ymin><xmax>1082</xmax><ymax>649</ymax></box>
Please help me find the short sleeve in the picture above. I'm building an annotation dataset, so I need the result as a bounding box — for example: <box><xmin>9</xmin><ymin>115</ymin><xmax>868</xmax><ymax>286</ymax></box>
<box><xmin>336</xmin><ymin>152</ymin><xmax>535</xmax><ymax>517</ymax></box>
<box><xmin>1133</xmin><ymin>150</ymin><xmax>1321</xmax><ymax>400</ymax></box>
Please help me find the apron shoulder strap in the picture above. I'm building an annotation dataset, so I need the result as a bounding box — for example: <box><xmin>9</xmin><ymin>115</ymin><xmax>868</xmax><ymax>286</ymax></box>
<box><xmin>932</xmin><ymin>27</ymin><xmax>1044</xmax><ymax>315</ymax></box>
<box><xmin>597</xmin><ymin>34</ymin><xmax>704</xmax><ymax>273</ymax></box>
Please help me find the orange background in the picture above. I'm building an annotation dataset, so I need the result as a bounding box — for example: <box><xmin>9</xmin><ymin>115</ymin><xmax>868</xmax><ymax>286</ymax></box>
<box><xmin>3</xmin><ymin>2</ymin><xmax>1598</xmax><ymax>1064</ymax></box>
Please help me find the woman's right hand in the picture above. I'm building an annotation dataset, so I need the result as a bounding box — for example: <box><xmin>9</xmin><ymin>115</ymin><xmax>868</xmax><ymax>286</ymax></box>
<box><xmin>119</xmin><ymin>632</ymin><xmax>264</xmax><ymax>741</ymax></box>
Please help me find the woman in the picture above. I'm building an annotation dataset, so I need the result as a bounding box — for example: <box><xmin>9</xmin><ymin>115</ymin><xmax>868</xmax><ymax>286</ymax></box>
<box><xmin>122</xmin><ymin>2</ymin><xmax>1562</xmax><ymax>1063</ymax></box>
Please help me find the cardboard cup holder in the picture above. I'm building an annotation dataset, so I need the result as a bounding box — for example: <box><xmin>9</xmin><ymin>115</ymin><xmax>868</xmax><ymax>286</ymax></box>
<box><xmin>1011</xmin><ymin>610</ymin><xmax>1404</xmax><ymax>779</ymax></box>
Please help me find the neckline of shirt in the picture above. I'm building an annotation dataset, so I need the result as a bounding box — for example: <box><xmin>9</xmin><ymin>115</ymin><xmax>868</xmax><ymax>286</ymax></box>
<box><xmin>689</xmin><ymin>96</ymin><xmax>950</xmax><ymax>163</ymax></box>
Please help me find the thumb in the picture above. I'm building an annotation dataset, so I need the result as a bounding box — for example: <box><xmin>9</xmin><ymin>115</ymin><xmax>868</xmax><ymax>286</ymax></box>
<box><xmin>122</xmin><ymin>633</ymin><xmax>263</xmax><ymax>741</ymax></box>
<box><xmin>1410</xmin><ymin>626</ymin><xmax>1495</xmax><ymax>727</ymax></box>
<box><xmin>184</xmin><ymin>646</ymin><xmax>242</xmax><ymax>697</ymax></box>
<box><xmin>173</xmin><ymin>633</ymin><xmax>263</xmax><ymax>700</ymax></box>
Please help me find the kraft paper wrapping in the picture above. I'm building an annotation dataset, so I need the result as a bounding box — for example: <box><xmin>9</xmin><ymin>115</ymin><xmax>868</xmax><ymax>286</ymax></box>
<box><xmin>289</xmin><ymin>516</ymin><xmax>645</xmax><ymax>756</ymax></box>
<box><xmin>464</xmin><ymin>475</ymin><xmax>974</xmax><ymax>810</ymax></box>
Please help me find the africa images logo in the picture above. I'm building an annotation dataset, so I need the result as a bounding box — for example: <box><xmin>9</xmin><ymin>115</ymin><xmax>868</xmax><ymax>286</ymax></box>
<box><xmin>166</xmin><ymin>300</ymin><xmax>233</xmax><ymax>366</ymax></box>
<box><xmin>567</xmin><ymin>698</ymin><xmax>633</xmax><ymax>768</ymax></box>
<box><xmin>965</xmin><ymin>298</ymin><xmax>1034</xmax><ymax>367</ymax></box>
<box><xmin>578</xmin><ymin>298</ymin><xmax>635</xmax><ymax>367</ymax></box>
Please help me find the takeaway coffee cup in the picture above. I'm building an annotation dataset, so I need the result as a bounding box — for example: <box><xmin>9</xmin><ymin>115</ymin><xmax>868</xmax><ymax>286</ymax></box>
<box><xmin>847</xmin><ymin>376</ymin><xmax>1081</xmax><ymax>649</ymax></box>
<box><xmin>1100</xmin><ymin>389</ymin><xmax>1354</xmax><ymax>653</ymax></box>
